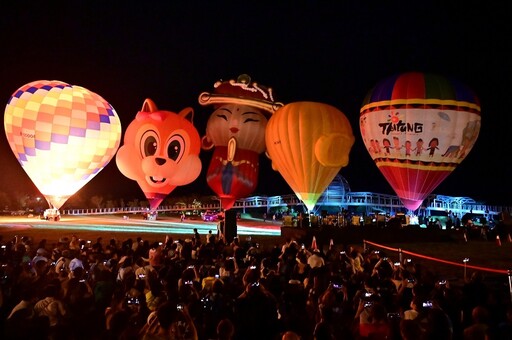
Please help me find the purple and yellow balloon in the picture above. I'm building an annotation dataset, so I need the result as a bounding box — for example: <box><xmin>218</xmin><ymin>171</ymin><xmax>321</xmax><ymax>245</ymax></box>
<box><xmin>4</xmin><ymin>80</ymin><xmax>122</xmax><ymax>210</ymax></box>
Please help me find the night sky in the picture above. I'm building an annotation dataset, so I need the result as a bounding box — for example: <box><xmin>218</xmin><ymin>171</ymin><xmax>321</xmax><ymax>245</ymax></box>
<box><xmin>0</xmin><ymin>2</ymin><xmax>511</xmax><ymax>206</ymax></box>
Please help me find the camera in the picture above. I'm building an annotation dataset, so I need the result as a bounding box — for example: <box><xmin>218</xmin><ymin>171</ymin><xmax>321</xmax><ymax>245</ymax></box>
<box><xmin>387</xmin><ymin>312</ymin><xmax>401</xmax><ymax>319</ymax></box>
<box><xmin>138</xmin><ymin>274</ymin><xmax>146</xmax><ymax>279</ymax></box>
<box><xmin>249</xmin><ymin>265</ymin><xmax>257</xmax><ymax>270</ymax></box>
<box><xmin>158</xmin><ymin>242</ymin><xmax>163</xmax><ymax>246</ymax></box>
<box><xmin>438</xmin><ymin>280</ymin><xmax>446</xmax><ymax>285</ymax></box>
<box><xmin>126</xmin><ymin>297</ymin><xmax>140</xmax><ymax>305</ymax></box>
<box><xmin>422</xmin><ymin>301</ymin><xmax>433</xmax><ymax>308</ymax></box>
<box><xmin>463</xmin><ymin>258</ymin><xmax>469</xmax><ymax>263</ymax></box>
<box><xmin>187</xmin><ymin>265</ymin><xmax>194</xmax><ymax>269</ymax></box>
<box><xmin>340</xmin><ymin>251</ymin><xmax>346</xmax><ymax>255</ymax></box>
<box><xmin>332</xmin><ymin>283</ymin><xmax>342</xmax><ymax>289</ymax></box>
<box><xmin>301</xmin><ymin>244</ymin><xmax>305</xmax><ymax>250</ymax></box>
<box><xmin>215</xmin><ymin>274</ymin><xmax>219</xmax><ymax>279</ymax></box>
<box><xmin>394</xmin><ymin>262</ymin><xmax>400</xmax><ymax>266</ymax></box>
<box><xmin>407</xmin><ymin>278</ymin><xmax>415</xmax><ymax>283</ymax></box>
<box><xmin>364</xmin><ymin>292</ymin><xmax>372</xmax><ymax>298</ymax></box>
<box><xmin>382</xmin><ymin>257</ymin><xmax>388</xmax><ymax>261</ymax></box>
<box><xmin>364</xmin><ymin>301</ymin><xmax>373</xmax><ymax>308</ymax></box>
<box><xmin>184</xmin><ymin>280</ymin><xmax>193</xmax><ymax>285</ymax></box>
<box><xmin>406</xmin><ymin>258</ymin><xmax>412</xmax><ymax>263</ymax></box>
<box><xmin>177</xmin><ymin>303</ymin><xmax>184</xmax><ymax>311</ymax></box>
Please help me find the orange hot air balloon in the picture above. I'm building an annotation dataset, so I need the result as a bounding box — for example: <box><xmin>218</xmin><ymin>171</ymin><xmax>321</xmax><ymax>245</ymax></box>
<box><xmin>360</xmin><ymin>72</ymin><xmax>481</xmax><ymax>211</ymax></box>
<box><xmin>265</xmin><ymin>101</ymin><xmax>355</xmax><ymax>212</ymax></box>
<box><xmin>4</xmin><ymin>80</ymin><xmax>122</xmax><ymax>210</ymax></box>
<box><xmin>116</xmin><ymin>99</ymin><xmax>202</xmax><ymax>212</ymax></box>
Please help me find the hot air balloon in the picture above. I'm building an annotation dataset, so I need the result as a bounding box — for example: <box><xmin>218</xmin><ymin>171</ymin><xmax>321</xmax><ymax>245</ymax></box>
<box><xmin>265</xmin><ymin>101</ymin><xmax>355</xmax><ymax>212</ymax></box>
<box><xmin>199</xmin><ymin>74</ymin><xmax>283</xmax><ymax>210</ymax></box>
<box><xmin>116</xmin><ymin>99</ymin><xmax>202</xmax><ymax>213</ymax></box>
<box><xmin>4</xmin><ymin>80</ymin><xmax>122</xmax><ymax>210</ymax></box>
<box><xmin>360</xmin><ymin>72</ymin><xmax>481</xmax><ymax>211</ymax></box>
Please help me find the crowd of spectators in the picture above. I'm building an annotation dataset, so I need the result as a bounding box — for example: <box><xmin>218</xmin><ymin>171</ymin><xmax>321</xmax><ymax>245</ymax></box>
<box><xmin>0</xmin><ymin>230</ymin><xmax>511</xmax><ymax>340</ymax></box>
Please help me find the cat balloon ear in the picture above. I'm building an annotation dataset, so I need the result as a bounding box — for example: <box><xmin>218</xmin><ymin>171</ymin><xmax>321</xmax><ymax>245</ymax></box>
<box><xmin>142</xmin><ymin>98</ymin><xmax>158</xmax><ymax>112</ymax></box>
<box><xmin>178</xmin><ymin>107</ymin><xmax>194</xmax><ymax>123</ymax></box>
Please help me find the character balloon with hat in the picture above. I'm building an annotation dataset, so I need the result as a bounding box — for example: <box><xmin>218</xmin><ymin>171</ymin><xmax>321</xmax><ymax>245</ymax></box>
<box><xmin>199</xmin><ymin>74</ymin><xmax>283</xmax><ymax>210</ymax></box>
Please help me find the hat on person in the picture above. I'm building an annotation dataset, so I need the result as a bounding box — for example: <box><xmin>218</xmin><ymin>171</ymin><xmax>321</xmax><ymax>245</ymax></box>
<box><xmin>32</xmin><ymin>255</ymin><xmax>48</xmax><ymax>264</ymax></box>
<box><xmin>69</xmin><ymin>257</ymin><xmax>84</xmax><ymax>272</ymax></box>
<box><xmin>36</xmin><ymin>248</ymin><xmax>47</xmax><ymax>255</ymax></box>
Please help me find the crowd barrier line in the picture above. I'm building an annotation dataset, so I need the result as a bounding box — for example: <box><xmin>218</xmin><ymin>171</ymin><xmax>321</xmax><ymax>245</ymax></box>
<box><xmin>363</xmin><ymin>239</ymin><xmax>509</xmax><ymax>275</ymax></box>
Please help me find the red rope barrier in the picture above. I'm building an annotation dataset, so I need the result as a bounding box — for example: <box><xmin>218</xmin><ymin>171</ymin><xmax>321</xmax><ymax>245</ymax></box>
<box><xmin>364</xmin><ymin>239</ymin><xmax>509</xmax><ymax>275</ymax></box>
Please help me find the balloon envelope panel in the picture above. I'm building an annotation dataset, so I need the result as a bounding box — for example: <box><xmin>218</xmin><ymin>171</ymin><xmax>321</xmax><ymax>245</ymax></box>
<box><xmin>4</xmin><ymin>80</ymin><xmax>122</xmax><ymax>209</ymax></box>
<box><xmin>360</xmin><ymin>72</ymin><xmax>481</xmax><ymax>211</ymax></box>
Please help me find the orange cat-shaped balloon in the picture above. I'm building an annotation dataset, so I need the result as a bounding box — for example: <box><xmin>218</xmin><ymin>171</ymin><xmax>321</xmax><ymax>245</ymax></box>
<box><xmin>116</xmin><ymin>98</ymin><xmax>202</xmax><ymax>211</ymax></box>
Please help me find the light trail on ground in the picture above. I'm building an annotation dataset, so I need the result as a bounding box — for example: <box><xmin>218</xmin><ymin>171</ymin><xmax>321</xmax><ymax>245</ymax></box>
<box><xmin>0</xmin><ymin>216</ymin><xmax>282</xmax><ymax>237</ymax></box>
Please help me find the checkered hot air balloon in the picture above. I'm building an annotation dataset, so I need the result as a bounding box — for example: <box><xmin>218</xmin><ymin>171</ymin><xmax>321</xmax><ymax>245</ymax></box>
<box><xmin>4</xmin><ymin>80</ymin><xmax>122</xmax><ymax>210</ymax></box>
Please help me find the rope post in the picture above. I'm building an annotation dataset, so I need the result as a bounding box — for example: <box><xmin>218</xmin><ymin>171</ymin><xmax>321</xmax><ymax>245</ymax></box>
<box><xmin>463</xmin><ymin>258</ymin><xmax>469</xmax><ymax>281</ymax></box>
<box><xmin>398</xmin><ymin>248</ymin><xmax>403</xmax><ymax>264</ymax></box>
<box><xmin>508</xmin><ymin>270</ymin><xmax>512</xmax><ymax>303</ymax></box>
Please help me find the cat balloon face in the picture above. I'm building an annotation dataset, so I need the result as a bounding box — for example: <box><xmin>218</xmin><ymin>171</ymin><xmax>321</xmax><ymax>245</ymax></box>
<box><xmin>116</xmin><ymin>98</ymin><xmax>202</xmax><ymax>210</ymax></box>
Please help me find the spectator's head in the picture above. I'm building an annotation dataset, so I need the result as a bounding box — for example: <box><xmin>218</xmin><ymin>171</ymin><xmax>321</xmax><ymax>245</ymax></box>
<box><xmin>212</xmin><ymin>279</ymin><xmax>224</xmax><ymax>294</ymax></box>
<box><xmin>43</xmin><ymin>284</ymin><xmax>59</xmax><ymax>298</ymax></box>
<box><xmin>181</xmin><ymin>267</ymin><xmax>195</xmax><ymax>282</ymax></box>
<box><xmin>400</xmin><ymin>319</ymin><xmax>423</xmax><ymax>340</ymax></box>
<box><xmin>313</xmin><ymin>321</ymin><xmax>334</xmax><ymax>340</ymax></box>
<box><xmin>243</xmin><ymin>267</ymin><xmax>260</xmax><ymax>286</ymax></box>
<box><xmin>423</xmin><ymin>308</ymin><xmax>453</xmax><ymax>339</ymax></box>
<box><xmin>223</xmin><ymin>258</ymin><xmax>236</xmax><ymax>272</ymax></box>
<box><xmin>71</xmin><ymin>266</ymin><xmax>84</xmax><ymax>280</ymax></box>
<box><xmin>472</xmin><ymin>305</ymin><xmax>489</xmax><ymax>324</ymax></box>
<box><xmin>281</xmin><ymin>330</ymin><xmax>301</xmax><ymax>340</ymax></box>
<box><xmin>369</xmin><ymin>301</ymin><xmax>388</xmax><ymax>322</ymax></box>
<box><xmin>155</xmin><ymin>302</ymin><xmax>180</xmax><ymax>329</ymax></box>
<box><xmin>217</xmin><ymin>318</ymin><xmax>235</xmax><ymax>340</ymax></box>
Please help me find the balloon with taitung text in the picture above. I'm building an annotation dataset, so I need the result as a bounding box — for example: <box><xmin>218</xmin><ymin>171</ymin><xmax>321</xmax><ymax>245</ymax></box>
<box><xmin>199</xmin><ymin>74</ymin><xmax>283</xmax><ymax>210</ymax></box>
<box><xmin>4</xmin><ymin>80</ymin><xmax>122</xmax><ymax>209</ymax></box>
<box><xmin>116</xmin><ymin>98</ymin><xmax>202</xmax><ymax>211</ymax></box>
<box><xmin>360</xmin><ymin>72</ymin><xmax>481</xmax><ymax>211</ymax></box>
<box><xmin>265</xmin><ymin>101</ymin><xmax>355</xmax><ymax>212</ymax></box>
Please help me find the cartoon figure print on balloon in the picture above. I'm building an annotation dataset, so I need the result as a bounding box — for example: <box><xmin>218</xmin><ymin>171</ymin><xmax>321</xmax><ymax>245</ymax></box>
<box><xmin>199</xmin><ymin>74</ymin><xmax>283</xmax><ymax>210</ymax></box>
<box><xmin>116</xmin><ymin>99</ymin><xmax>202</xmax><ymax>214</ymax></box>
